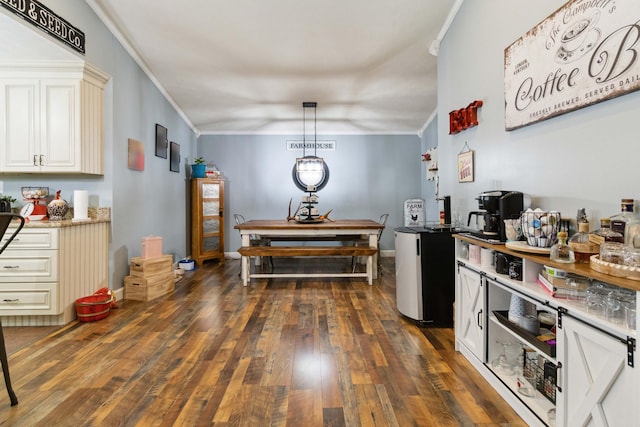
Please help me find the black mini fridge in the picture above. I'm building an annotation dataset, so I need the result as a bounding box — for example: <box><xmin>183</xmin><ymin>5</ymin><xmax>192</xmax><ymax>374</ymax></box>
<box><xmin>394</xmin><ymin>227</ymin><xmax>457</xmax><ymax>326</ymax></box>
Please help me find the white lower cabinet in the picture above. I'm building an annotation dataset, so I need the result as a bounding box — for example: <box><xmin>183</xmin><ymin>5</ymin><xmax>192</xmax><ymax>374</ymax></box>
<box><xmin>557</xmin><ymin>314</ymin><xmax>639</xmax><ymax>426</ymax></box>
<box><xmin>0</xmin><ymin>222</ymin><xmax>109</xmax><ymax>326</ymax></box>
<box><xmin>0</xmin><ymin>228</ymin><xmax>59</xmax><ymax>315</ymax></box>
<box><xmin>454</xmin><ymin>236</ymin><xmax>638</xmax><ymax>427</ymax></box>
<box><xmin>456</xmin><ymin>262</ymin><xmax>486</xmax><ymax>362</ymax></box>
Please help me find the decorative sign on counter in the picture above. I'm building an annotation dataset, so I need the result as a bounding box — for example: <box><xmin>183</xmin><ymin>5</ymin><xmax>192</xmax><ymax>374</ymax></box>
<box><xmin>505</xmin><ymin>0</ymin><xmax>640</xmax><ymax>130</ymax></box>
<box><xmin>403</xmin><ymin>199</ymin><xmax>424</xmax><ymax>227</ymax></box>
<box><xmin>0</xmin><ymin>0</ymin><xmax>86</xmax><ymax>54</ymax></box>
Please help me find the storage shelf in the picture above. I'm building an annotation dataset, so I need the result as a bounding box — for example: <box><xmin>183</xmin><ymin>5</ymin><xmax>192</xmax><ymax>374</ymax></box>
<box><xmin>489</xmin><ymin>314</ymin><xmax>556</xmax><ymax>363</ymax></box>
<box><xmin>490</xmin><ymin>367</ymin><xmax>556</xmax><ymax>425</ymax></box>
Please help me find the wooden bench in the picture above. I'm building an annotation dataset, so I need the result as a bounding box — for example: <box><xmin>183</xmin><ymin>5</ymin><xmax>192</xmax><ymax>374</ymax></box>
<box><xmin>237</xmin><ymin>245</ymin><xmax>378</xmax><ymax>286</ymax></box>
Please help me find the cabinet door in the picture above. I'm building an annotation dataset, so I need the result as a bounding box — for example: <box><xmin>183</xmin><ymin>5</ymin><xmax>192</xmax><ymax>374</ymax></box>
<box><xmin>457</xmin><ymin>264</ymin><xmax>486</xmax><ymax>361</ymax></box>
<box><xmin>558</xmin><ymin>315</ymin><xmax>638</xmax><ymax>426</ymax></box>
<box><xmin>191</xmin><ymin>179</ymin><xmax>225</xmax><ymax>264</ymax></box>
<box><xmin>0</xmin><ymin>79</ymin><xmax>39</xmax><ymax>171</ymax></box>
<box><xmin>39</xmin><ymin>79</ymin><xmax>80</xmax><ymax>171</ymax></box>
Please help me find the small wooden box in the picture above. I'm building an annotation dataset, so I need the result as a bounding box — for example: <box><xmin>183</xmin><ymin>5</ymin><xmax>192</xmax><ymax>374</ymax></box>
<box><xmin>130</xmin><ymin>254</ymin><xmax>173</xmax><ymax>277</ymax></box>
<box><xmin>124</xmin><ymin>272</ymin><xmax>174</xmax><ymax>301</ymax></box>
<box><xmin>142</xmin><ymin>236</ymin><xmax>163</xmax><ymax>259</ymax></box>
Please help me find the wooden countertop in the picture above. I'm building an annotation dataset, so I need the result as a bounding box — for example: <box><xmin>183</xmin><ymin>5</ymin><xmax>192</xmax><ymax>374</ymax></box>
<box><xmin>455</xmin><ymin>233</ymin><xmax>640</xmax><ymax>292</ymax></box>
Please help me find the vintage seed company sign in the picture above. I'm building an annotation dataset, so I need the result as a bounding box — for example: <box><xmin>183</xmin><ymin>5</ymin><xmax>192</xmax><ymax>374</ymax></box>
<box><xmin>504</xmin><ymin>0</ymin><xmax>640</xmax><ymax>130</ymax></box>
<box><xmin>1</xmin><ymin>0</ymin><xmax>86</xmax><ymax>54</ymax></box>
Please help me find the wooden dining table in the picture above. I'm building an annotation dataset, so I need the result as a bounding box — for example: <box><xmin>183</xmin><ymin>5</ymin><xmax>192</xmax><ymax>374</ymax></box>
<box><xmin>235</xmin><ymin>219</ymin><xmax>385</xmax><ymax>286</ymax></box>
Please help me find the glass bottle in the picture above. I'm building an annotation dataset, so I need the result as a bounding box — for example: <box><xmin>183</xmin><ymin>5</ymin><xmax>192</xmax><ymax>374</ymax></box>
<box><xmin>625</xmin><ymin>216</ymin><xmax>640</xmax><ymax>249</ymax></box>
<box><xmin>610</xmin><ymin>199</ymin><xmax>635</xmax><ymax>237</ymax></box>
<box><xmin>569</xmin><ymin>222</ymin><xmax>599</xmax><ymax>263</ymax></box>
<box><xmin>590</xmin><ymin>218</ymin><xmax>624</xmax><ymax>244</ymax></box>
<box><xmin>550</xmin><ymin>231</ymin><xmax>575</xmax><ymax>263</ymax></box>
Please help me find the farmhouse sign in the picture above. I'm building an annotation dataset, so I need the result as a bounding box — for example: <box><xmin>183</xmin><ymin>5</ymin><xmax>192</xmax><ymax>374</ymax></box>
<box><xmin>286</xmin><ymin>140</ymin><xmax>336</xmax><ymax>151</ymax></box>
<box><xmin>504</xmin><ymin>0</ymin><xmax>640</xmax><ymax>130</ymax></box>
<box><xmin>0</xmin><ymin>0</ymin><xmax>86</xmax><ymax>54</ymax></box>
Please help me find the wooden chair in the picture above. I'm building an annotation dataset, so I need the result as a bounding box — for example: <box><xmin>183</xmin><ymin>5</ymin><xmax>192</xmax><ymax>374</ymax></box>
<box><xmin>234</xmin><ymin>214</ymin><xmax>274</xmax><ymax>273</ymax></box>
<box><xmin>352</xmin><ymin>213</ymin><xmax>389</xmax><ymax>274</ymax></box>
<box><xmin>0</xmin><ymin>213</ymin><xmax>25</xmax><ymax>406</ymax></box>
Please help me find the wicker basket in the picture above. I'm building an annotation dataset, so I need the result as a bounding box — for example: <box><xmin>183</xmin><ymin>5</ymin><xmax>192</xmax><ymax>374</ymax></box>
<box><xmin>75</xmin><ymin>294</ymin><xmax>112</xmax><ymax>322</ymax></box>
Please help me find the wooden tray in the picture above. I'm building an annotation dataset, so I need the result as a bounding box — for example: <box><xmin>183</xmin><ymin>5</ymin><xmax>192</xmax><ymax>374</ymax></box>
<box><xmin>589</xmin><ymin>255</ymin><xmax>640</xmax><ymax>281</ymax></box>
<box><xmin>295</xmin><ymin>218</ymin><xmax>324</xmax><ymax>224</ymax></box>
<box><xmin>505</xmin><ymin>240</ymin><xmax>551</xmax><ymax>254</ymax></box>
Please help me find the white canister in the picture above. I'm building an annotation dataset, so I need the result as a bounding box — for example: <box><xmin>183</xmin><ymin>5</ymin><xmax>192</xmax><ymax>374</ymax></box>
<box><xmin>481</xmin><ymin>248</ymin><xmax>494</xmax><ymax>269</ymax></box>
<box><xmin>508</xmin><ymin>294</ymin><xmax>536</xmax><ymax>324</ymax></box>
<box><xmin>519</xmin><ymin>314</ymin><xmax>540</xmax><ymax>334</ymax></box>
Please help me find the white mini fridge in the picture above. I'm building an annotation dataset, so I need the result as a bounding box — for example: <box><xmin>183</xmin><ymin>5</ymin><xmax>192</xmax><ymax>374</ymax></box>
<box><xmin>394</xmin><ymin>227</ymin><xmax>456</xmax><ymax>326</ymax></box>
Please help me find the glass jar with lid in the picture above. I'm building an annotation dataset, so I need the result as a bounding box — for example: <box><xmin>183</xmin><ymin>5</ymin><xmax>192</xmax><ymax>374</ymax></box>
<box><xmin>600</xmin><ymin>242</ymin><xmax>625</xmax><ymax>264</ymax></box>
<box><xmin>550</xmin><ymin>231</ymin><xmax>575</xmax><ymax>263</ymax></box>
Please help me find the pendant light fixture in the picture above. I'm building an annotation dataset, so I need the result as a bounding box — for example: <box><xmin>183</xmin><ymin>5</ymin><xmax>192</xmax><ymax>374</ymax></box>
<box><xmin>292</xmin><ymin>102</ymin><xmax>330</xmax><ymax>192</ymax></box>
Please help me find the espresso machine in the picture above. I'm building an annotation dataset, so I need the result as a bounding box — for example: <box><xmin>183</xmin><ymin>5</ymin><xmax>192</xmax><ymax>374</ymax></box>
<box><xmin>468</xmin><ymin>191</ymin><xmax>523</xmax><ymax>241</ymax></box>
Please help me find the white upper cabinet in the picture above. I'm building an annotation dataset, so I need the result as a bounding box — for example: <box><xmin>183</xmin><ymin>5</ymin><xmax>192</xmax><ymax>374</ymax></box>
<box><xmin>0</xmin><ymin>61</ymin><xmax>109</xmax><ymax>174</ymax></box>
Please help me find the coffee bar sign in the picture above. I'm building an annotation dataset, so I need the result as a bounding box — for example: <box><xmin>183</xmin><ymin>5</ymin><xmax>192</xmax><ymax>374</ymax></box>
<box><xmin>1</xmin><ymin>0</ymin><xmax>85</xmax><ymax>54</ymax></box>
<box><xmin>504</xmin><ymin>0</ymin><xmax>640</xmax><ymax>131</ymax></box>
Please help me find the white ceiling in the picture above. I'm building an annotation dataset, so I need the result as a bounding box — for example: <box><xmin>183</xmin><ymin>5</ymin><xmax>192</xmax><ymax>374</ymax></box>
<box><xmin>3</xmin><ymin>1</ymin><xmax>461</xmax><ymax>135</ymax></box>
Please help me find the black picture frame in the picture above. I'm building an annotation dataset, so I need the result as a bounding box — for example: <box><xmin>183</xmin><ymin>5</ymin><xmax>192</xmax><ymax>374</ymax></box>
<box><xmin>155</xmin><ymin>124</ymin><xmax>168</xmax><ymax>158</ymax></box>
<box><xmin>170</xmin><ymin>141</ymin><xmax>180</xmax><ymax>172</ymax></box>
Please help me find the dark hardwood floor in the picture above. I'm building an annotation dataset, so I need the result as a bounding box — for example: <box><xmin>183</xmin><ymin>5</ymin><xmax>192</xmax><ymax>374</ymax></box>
<box><xmin>0</xmin><ymin>257</ymin><xmax>526</xmax><ymax>426</ymax></box>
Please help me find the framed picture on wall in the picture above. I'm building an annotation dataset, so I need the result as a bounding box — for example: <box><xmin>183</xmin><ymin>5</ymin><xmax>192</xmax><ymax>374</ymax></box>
<box><xmin>458</xmin><ymin>149</ymin><xmax>474</xmax><ymax>183</ymax></box>
<box><xmin>170</xmin><ymin>141</ymin><xmax>180</xmax><ymax>172</ymax></box>
<box><xmin>128</xmin><ymin>138</ymin><xmax>144</xmax><ymax>171</ymax></box>
<box><xmin>155</xmin><ymin>124</ymin><xmax>168</xmax><ymax>158</ymax></box>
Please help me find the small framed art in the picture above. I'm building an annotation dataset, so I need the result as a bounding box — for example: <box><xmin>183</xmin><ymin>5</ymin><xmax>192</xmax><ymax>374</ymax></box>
<box><xmin>155</xmin><ymin>124</ymin><xmax>168</xmax><ymax>158</ymax></box>
<box><xmin>128</xmin><ymin>138</ymin><xmax>144</xmax><ymax>171</ymax></box>
<box><xmin>170</xmin><ymin>141</ymin><xmax>180</xmax><ymax>172</ymax></box>
<box><xmin>458</xmin><ymin>148</ymin><xmax>474</xmax><ymax>183</ymax></box>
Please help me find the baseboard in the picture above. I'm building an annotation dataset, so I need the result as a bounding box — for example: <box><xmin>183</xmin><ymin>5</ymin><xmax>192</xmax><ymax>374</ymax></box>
<box><xmin>114</xmin><ymin>287</ymin><xmax>124</xmax><ymax>302</ymax></box>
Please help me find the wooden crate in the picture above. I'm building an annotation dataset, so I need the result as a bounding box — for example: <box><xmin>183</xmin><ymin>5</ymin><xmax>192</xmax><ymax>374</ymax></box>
<box><xmin>129</xmin><ymin>254</ymin><xmax>173</xmax><ymax>277</ymax></box>
<box><xmin>124</xmin><ymin>272</ymin><xmax>174</xmax><ymax>301</ymax></box>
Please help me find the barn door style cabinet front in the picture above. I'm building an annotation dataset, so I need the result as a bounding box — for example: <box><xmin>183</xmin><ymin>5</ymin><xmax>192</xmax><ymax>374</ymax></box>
<box><xmin>453</xmin><ymin>235</ymin><xmax>638</xmax><ymax>427</ymax></box>
<box><xmin>191</xmin><ymin>178</ymin><xmax>224</xmax><ymax>266</ymax></box>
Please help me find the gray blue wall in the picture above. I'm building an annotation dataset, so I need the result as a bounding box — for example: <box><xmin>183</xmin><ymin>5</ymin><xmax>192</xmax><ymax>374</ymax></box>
<box><xmin>1</xmin><ymin>0</ymin><xmax>197</xmax><ymax>290</ymax></box>
<box><xmin>197</xmin><ymin>134</ymin><xmax>422</xmax><ymax>252</ymax></box>
<box><xmin>436</xmin><ymin>0</ymin><xmax>640</xmax><ymax>226</ymax></box>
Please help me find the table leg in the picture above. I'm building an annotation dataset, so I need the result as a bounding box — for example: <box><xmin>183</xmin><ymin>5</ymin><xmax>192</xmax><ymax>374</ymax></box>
<box><xmin>369</xmin><ymin>233</ymin><xmax>378</xmax><ymax>280</ymax></box>
<box><xmin>241</xmin><ymin>234</ymin><xmax>250</xmax><ymax>286</ymax></box>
